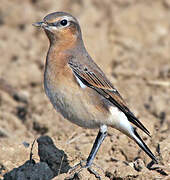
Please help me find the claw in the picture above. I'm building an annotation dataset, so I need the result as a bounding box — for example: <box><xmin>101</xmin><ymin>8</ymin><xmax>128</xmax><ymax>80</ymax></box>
<box><xmin>68</xmin><ymin>161</ymin><xmax>102</xmax><ymax>179</ymax></box>
<box><xmin>87</xmin><ymin>167</ymin><xmax>101</xmax><ymax>180</ymax></box>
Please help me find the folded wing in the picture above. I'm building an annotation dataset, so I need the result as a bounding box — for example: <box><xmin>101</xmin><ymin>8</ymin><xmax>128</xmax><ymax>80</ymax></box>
<box><xmin>68</xmin><ymin>60</ymin><xmax>150</xmax><ymax>136</ymax></box>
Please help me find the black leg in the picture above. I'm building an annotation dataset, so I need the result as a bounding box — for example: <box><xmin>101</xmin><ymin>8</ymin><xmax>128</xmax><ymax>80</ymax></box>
<box><xmin>86</xmin><ymin>125</ymin><xmax>107</xmax><ymax>167</ymax></box>
<box><xmin>68</xmin><ymin>125</ymin><xmax>107</xmax><ymax>180</ymax></box>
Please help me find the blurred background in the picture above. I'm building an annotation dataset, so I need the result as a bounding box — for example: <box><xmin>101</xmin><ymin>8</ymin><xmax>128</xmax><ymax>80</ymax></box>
<box><xmin>0</xmin><ymin>0</ymin><xmax>169</xmax><ymax>179</ymax></box>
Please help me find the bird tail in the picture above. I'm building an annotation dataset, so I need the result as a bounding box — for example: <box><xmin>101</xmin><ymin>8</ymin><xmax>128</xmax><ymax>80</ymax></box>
<box><xmin>132</xmin><ymin>128</ymin><xmax>158</xmax><ymax>163</ymax></box>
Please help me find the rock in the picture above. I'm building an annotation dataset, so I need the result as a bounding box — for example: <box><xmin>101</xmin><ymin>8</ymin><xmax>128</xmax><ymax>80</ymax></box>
<box><xmin>4</xmin><ymin>160</ymin><xmax>53</xmax><ymax>180</ymax></box>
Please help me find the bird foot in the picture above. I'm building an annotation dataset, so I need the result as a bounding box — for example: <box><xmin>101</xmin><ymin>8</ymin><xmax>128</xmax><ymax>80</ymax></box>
<box><xmin>67</xmin><ymin>161</ymin><xmax>103</xmax><ymax>180</ymax></box>
<box><xmin>68</xmin><ymin>160</ymin><xmax>86</xmax><ymax>174</ymax></box>
<box><xmin>87</xmin><ymin>166</ymin><xmax>101</xmax><ymax>179</ymax></box>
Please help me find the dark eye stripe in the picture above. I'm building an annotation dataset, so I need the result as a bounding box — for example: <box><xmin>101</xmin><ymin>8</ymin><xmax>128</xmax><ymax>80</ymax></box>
<box><xmin>47</xmin><ymin>22</ymin><xmax>57</xmax><ymax>26</ymax></box>
<box><xmin>47</xmin><ymin>20</ymin><xmax>68</xmax><ymax>27</ymax></box>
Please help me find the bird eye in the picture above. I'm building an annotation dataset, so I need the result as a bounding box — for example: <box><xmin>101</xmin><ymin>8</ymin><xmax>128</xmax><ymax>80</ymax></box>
<box><xmin>60</xmin><ymin>19</ymin><xmax>68</xmax><ymax>26</ymax></box>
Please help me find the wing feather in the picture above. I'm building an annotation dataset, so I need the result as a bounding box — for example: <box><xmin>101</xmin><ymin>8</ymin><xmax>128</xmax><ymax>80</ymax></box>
<box><xmin>68</xmin><ymin>61</ymin><xmax>150</xmax><ymax>136</ymax></box>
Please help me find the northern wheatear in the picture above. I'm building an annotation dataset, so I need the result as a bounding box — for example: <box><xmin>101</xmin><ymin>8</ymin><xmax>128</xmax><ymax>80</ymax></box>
<box><xmin>33</xmin><ymin>11</ymin><xmax>157</xmax><ymax>176</ymax></box>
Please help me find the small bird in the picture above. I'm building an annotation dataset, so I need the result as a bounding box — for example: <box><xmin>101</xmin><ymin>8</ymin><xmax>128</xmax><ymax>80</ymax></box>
<box><xmin>33</xmin><ymin>12</ymin><xmax>157</xmax><ymax>175</ymax></box>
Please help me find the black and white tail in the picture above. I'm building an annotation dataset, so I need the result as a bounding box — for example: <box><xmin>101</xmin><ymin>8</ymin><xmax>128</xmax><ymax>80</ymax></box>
<box><xmin>132</xmin><ymin>128</ymin><xmax>158</xmax><ymax>163</ymax></box>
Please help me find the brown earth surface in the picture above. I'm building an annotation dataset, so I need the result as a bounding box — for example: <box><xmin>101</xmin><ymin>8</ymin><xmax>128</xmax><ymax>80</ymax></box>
<box><xmin>0</xmin><ymin>0</ymin><xmax>170</xmax><ymax>179</ymax></box>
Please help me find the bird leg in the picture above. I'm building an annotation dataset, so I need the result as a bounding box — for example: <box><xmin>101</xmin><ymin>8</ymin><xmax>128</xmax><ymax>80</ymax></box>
<box><xmin>68</xmin><ymin>125</ymin><xmax>107</xmax><ymax>179</ymax></box>
<box><xmin>85</xmin><ymin>125</ymin><xmax>107</xmax><ymax>179</ymax></box>
<box><xmin>86</xmin><ymin>125</ymin><xmax>107</xmax><ymax>167</ymax></box>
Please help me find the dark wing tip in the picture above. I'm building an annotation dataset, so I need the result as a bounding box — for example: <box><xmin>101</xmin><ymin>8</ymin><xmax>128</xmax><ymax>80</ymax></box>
<box><xmin>129</xmin><ymin>116</ymin><xmax>151</xmax><ymax>137</ymax></box>
<box><xmin>125</xmin><ymin>108</ymin><xmax>151</xmax><ymax>137</ymax></box>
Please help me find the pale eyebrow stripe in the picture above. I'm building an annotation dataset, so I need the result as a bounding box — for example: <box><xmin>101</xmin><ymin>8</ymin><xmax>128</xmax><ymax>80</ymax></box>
<box><xmin>60</xmin><ymin>16</ymin><xmax>76</xmax><ymax>23</ymax></box>
<box><xmin>45</xmin><ymin>16</ymin><xmax>76</xmax><ymax>24</ymax></box>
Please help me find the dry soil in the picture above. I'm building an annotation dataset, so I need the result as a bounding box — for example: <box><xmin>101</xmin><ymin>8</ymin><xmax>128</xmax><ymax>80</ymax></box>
<box><xmin>0</xmin><ymin>0</ymin><xmax>170</xmax><ymax>179</ymax></box>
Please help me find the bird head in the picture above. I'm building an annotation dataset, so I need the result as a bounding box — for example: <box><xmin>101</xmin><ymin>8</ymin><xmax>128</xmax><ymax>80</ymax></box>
<box><xmin>33</xmin><ymin>12</ymin><xmax>82</xmax><ymax>44</ymax></box>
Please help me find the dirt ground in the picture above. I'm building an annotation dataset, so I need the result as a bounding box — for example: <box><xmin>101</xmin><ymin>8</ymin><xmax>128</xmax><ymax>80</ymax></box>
<box><xmin>0</xmin><ymin>0</ymin><xmax>170</xmax><ymax>179</ymax></box>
